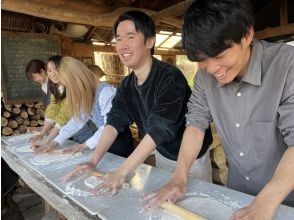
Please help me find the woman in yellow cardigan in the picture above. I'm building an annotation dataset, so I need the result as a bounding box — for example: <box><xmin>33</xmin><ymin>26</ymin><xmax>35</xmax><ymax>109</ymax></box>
<box><xmin>29</xmin><ymin>55</ymin><xmax>69</xmax><ymax>146</ymax></box>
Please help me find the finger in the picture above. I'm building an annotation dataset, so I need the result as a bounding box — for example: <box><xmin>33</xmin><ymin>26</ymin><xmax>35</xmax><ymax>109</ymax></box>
<box><xmin>109</xmin><ymin>188</ymin><xmax>118</xmax><ymax>197</ymax></box>
<box><xmin>141</xmin><ymin>192</ymin><xmax>156</xmax><ymax>202</ymax></box>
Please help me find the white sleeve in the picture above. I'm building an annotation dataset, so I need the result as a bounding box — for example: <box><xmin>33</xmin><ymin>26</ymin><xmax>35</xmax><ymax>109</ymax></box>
<box><xmin>54</xmin><ymin>113</ymin><xmax>90</xmax><ymax>146</ymax></box>
<box><xmin>85</xmin><ymin>86</ymin><xmax>116</xmax><ymax>149</ymax></box>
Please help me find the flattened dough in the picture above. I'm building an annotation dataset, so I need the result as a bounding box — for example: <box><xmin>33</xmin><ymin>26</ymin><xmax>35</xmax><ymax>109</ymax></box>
<box><xmin>84</xmin><ymin>176</ymin><xmax>103</xmax><ymax>189</ymax></box>
<box><xmin>162</xmin><ymin>197</ymin><xmax>233</xmax><ymax>220</ymax></box>
<box><xmin>34</xmin><ymin>152</ymin><xmax>82</xmax><ymax>164</ymax></box>
<box><xmin>16</xmin><ymin>144</ymin><xmax>34</xmax><ymax>153</ymax></box>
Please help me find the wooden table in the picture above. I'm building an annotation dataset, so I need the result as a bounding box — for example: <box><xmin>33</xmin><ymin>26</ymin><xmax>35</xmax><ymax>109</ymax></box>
<box><xmin>1</xmin><ymin>143</ymin><xmax>99</xmax><ymax>220</ymax></box>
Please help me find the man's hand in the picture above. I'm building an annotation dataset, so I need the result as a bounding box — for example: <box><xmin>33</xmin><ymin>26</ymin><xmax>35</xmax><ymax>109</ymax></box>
<box><xmin>61</xmin><ymin>161</ymin><xmax>96</xmax><ymax>183</ymax></box>
<box><xmin>91</xmin><ymin>169</ymin><xmax>128</xmax><ymax>197</ymax></box>
<box><xmin>141</xmin><ymin>176</ymin><xmax>187</xmax><ymax>209</ymax></box>
<box><xmin>63</xmin><ymin>143</ymin><xmax>88</xmax><ymax>154</ymax></box>
<box><xmin>231</xmin><ymin>199</ymin><xmax>275</xmax><ymax>220</ymax></box>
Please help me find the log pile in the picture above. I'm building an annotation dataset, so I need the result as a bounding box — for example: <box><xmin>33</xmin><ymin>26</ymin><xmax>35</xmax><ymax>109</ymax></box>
<box><xmin>210</xmin><ymin>132</ymin><xmax>228</xmax><ymax>185</ymax></box>
<box><xmin>1</xmin><ymin>100</ymin><xmax>45</xmax><ymax>136</ymax></box>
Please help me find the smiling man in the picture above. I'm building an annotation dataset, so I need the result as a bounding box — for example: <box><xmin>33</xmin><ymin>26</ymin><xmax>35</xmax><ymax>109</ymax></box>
<box><xmin>64</xmin><ymin>10</ymin><xmax>213</xmax><ymax>193</ymax></box>
<box><xmin>143</xmin><ymin>0</ymin><xmax>294</xmax><ymax>219</ymax></box>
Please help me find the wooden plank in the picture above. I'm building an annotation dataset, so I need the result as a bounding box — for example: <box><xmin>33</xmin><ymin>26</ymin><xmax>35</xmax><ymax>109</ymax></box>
<box><xmin>1</xmin><ymin>143</ymin><xmax>99</xmax><ymax>220</ymax></box>
<box><xmin>254</xmin><ymin>23</ymin><xmax>294</xmax><ymax>39</ymax></box>
<box><xmin>280</xmin><ymin>0</ymin><xmax>288</xmax><ymax>26</ymax></box>
<box><xmin>2</xmin><ymin>0</ymin><xmax>183</xmax><ymax>29</ymax></box>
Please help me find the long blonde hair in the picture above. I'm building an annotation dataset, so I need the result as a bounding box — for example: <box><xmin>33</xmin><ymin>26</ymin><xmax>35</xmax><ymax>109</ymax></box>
<box><xmin>58</xmin><ymin>57</ymin><xmax>100</xmax><ymax>118</ymax></box>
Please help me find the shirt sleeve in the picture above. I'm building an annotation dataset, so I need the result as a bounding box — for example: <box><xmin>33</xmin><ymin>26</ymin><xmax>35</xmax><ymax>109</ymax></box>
<box><xmin>186</xmin><ymin>71</ymin><xmax>213</xmax><ymax>132</ymax></box>
<box><xmin>85</xmin><ymin>85</ymin><xmax>116</xmax><ymax>149</ymax></box>
<box><xmin>278</xmin><ymin>57</ymin><xmax>294</xmax><ymax>146</ymax></box>
<box><xmin>54</xmin><ymin>113</ymin><xmax>90</xmax><ymax>146</ymax></box>
<box><xmin>106</xmin><ymin>84</ymin><xmax>134</xmax><ymax>132</ymax></box>
<box><xmin>145</xmin><ymin>71</ymin><xmax>189</xmax><ymax>146</ymax></box>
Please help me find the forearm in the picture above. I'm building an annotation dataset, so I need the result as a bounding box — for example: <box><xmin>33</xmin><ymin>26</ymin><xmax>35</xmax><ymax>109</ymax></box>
<box><xmin>44</xmin><ymin>127</ymin><xmax>60</xmax><ymax>143</ymax></box>
<box><xmin>254</xmin><ymin>147</ymin><xmax>294</xmax><ymax>209</ymax></box>
<box><xmin>118</xmin><ymin>134</ymin><xmax>156</xmax><ymax>176</ymax></box>
<box><xmin>40</xmin><ymin>121</ymin><xmax>54</xmax><ymax>135</ymax></box>
<box><xmin>173</xmin><ymin>126</ymin><xmax>205</xmax><ymax>183</ymax></box>
<box><xmin>90</xmin><ymin>125</ymin><xmax>118</xmax><ymax>165</ymax></box>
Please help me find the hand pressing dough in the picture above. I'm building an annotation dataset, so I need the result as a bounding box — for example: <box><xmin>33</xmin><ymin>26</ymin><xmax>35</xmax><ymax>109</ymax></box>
<box><xmin>161</xmin><ymin>197</ymin><xmax>233</xmax><ymax>220</ymax></box>
<box><xmin>16</xmin><ymin>144</ymin><xmax>34</xmax><ymax>153</ymax></box>
<box><xmin>84</xmin><ymin>176</ymin><xmax>103</xmax><ymax>189</ymax></box>
<box><xmin>34</xmin><ymin>152</ymin><xmax>82</xmax><ymax>164</ymax></box>
<box><xmin>84</xmin><ymin>175</ymin><xmax>130</xmax><ymax>190</ymax></box>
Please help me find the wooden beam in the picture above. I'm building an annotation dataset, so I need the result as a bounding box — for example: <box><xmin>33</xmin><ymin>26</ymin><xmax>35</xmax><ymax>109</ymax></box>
<box><xmin>280</xmin><ymin>0</ymin><xmax>288</xmax><ymax>26</ymax></box>
<box><xmin>254</xmin><ymin>23</ymin><xmax>294</xmax><ymax>39</ymax></box>
<box><xmin>152</xmin><ymin>0</ymin><xmax>193</xmax><ymax>21</ymax></box>
<box><xmin>152</xmin><ymin>0</ymin><xmax>193</xmax><ymax>27</ymax></box>
<box><xmin>83</xmin><ymin>27</ymin><xmax>97</xmax><ymax>41</ymax></box>
<box><xmin>2</xmin><ymin>0</ymin><xmax>183</xmax><ymax>29</ymax></box>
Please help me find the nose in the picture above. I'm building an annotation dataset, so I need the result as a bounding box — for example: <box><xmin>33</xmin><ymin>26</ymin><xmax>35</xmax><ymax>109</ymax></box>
<box><xmin>198</xmin><ymin>59</ymin><xmax>220</xmax><ymax>74</ymax></box>
<box><xmin>116</xmin><ymin>39</ymin><xmax>129</xmax><ymax>51</ymax></box>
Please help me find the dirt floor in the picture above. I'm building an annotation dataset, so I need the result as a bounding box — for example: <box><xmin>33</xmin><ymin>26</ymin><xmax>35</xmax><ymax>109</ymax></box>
<box><xmin>2</xmin><ymin>182</ymin><xmax>45</xmax><ymax>220</ymax></box>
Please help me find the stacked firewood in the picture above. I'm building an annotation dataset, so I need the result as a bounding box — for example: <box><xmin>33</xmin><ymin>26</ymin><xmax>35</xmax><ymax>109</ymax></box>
<box><xmin>210</xmin><ymin>132</ymin><xmax>228</xmax><ymax>185</ymax></box>
<box><xmin>1</xmin><ymin>100</ymin><xmax>45</xmax><ymax>136</ymax></box>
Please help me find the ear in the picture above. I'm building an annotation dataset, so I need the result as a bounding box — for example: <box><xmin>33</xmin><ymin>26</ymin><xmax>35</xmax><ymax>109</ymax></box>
<box><xmin>146</xmin><ymin>36</ymin><xmax>156</xmax><ymax>50</ymax></box>
<box><xmin>242</xmin><ymin>26</ymin><xmax>254</xmax><ymax>47</ymax></box>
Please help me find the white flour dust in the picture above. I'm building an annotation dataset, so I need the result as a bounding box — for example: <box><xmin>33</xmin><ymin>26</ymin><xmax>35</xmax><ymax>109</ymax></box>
<box><xmin>65</xmin><ymin>181</ymin><xmax>93</xmax><ymax>197</ymax></box>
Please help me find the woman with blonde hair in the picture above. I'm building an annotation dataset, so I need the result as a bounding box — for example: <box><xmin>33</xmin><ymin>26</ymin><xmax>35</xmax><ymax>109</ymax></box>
<box><xmin>44</xmin><ymin>57</ymin><xmax>134</xmax><ymax>157</ymax></box>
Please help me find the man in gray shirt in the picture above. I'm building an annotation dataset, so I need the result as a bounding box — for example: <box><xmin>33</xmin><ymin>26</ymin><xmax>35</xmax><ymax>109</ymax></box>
<box><xmin>143</xmin><ymin>0</ymin><xmax>294</xmax><ymax>219</ymax></box>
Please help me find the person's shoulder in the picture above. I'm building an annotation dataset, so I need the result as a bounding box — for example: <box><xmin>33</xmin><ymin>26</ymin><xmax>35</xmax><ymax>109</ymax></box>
<box><xmin>261</xmin><ymin>40</ymin><xmax>294</xmax><ymax>61</ymax></box>
<box><xmin>154</xmin><ymin>59</ymin><xmax>187</xmax><ymax>82</ymax></box>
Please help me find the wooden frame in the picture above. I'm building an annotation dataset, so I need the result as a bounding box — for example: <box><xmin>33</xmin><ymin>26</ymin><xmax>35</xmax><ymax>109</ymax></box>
<box><xmin>81</xmin><ymin>57</ymin><xmax>94</xmax><ymax>66</ymax></box>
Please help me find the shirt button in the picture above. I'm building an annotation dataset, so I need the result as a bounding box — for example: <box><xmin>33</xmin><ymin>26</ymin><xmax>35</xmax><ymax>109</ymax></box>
<box><xmin>245</xmin><ymin>176</ymin><xmax>250</xmax><ymax>181</ymax></box>
<box><xmin>236</xmin><ymin>123</ymin><xmax>240</xmax><ymax>128</ymax></box>
<box><xmin>240</xmin><ymin>152</ymin><xmax>244</xmax><ymax>156</ymax></box>
<box><xmin>237</xmin><ymin>92</ymin><xmax>241</xmax><ymax>97</ymax></box>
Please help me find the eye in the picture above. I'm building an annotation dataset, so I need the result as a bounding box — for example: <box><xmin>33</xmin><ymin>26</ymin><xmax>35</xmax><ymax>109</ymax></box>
<box><xmin>116</xmin><ymin>38</ymin><xmax>122</xmax><ymax>42</ymax></box>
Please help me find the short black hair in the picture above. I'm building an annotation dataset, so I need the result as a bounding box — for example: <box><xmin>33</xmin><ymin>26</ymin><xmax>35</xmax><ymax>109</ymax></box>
<box><xmin>47</xmin><ymin>55</ymin><xmax>66</xmax><ymax>103</ymax></box>
<box><xmin>25</xmin><ymin>59</ymin><xmax>46</xmax><ymax>80</ymax></box>
<box><xmin>183</xmin><ymin>0</ymin><xmax>254</xmax><ymax>62</ymax></box>
<box><xmin>113</xmin><ymin>10</ymin><xmax>156</xmax><ymax>55</ymax></box>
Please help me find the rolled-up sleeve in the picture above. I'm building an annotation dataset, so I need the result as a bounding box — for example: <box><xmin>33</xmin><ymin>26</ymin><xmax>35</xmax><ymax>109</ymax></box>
<box><xmin>278</xmin><ymin>63</ymin><xmax>294</xmax><ymax>146</ymax></box>
<box><xmin>145</xmin><ymin>74</ymin><xmax>188</xmax><ymax>146</ymax></box>
<box><xmin>186</xmin><ymin>72</ymin><xmax>213</xmax><ymax>132</ymax></box>
<box><xmin>106</xmin><ymin>85</ymin><xmax>133</xmax><ymax>132</ymax></box>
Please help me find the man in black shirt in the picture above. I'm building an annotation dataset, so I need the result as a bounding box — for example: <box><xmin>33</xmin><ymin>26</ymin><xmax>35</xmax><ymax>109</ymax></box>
<box><xmin>64</xmin><ymin>10</ymin><xmax>212</xmax><ymax>195</ymax></box>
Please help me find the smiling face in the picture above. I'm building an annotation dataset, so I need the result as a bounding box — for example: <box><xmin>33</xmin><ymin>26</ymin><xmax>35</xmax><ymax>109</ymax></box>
<box><xmin>115</xmin><ymin>20</ymin><xmax>154</xmax><ymax>71</ymax></box>
<box><xmin>198</xmin><ymin>28</ymin><xmax>254</xmax><ymax>85</ymax></box>
<box><xmin>31</xmin><ymin>69</ymin><xmax>47</xmax><ymax>84</ymax></box>
<box><xmin>46</xmin><ymin>61</ymin><xmax>59</xmax><ymax>83</ymax></box>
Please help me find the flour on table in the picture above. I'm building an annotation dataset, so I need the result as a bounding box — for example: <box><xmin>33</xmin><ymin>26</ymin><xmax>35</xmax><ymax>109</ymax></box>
<box><xmin>16</xmin><ymin>144</ymin><xmax>34</xmax><ymax>153</ymax></box>
<box><xmin>84</xmin><ymin>176</ymin><xmax>103</xmax><ymax>189</ymax></box>
<box><xmin>161</xmin><ymin>197</ymin><xmax>233</xmax><ymax>220</ymax></box>
<box><xmin>34</xmin><ymin>152</ymin><xmax>82</xmax><ymax>164</ymax></box>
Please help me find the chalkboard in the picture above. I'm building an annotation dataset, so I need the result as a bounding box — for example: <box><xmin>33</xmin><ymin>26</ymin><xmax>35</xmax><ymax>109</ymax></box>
<box><xmin>1</xmin><ymin>32</ymin><xmax>60</xmax><ymax>104</ymax></box>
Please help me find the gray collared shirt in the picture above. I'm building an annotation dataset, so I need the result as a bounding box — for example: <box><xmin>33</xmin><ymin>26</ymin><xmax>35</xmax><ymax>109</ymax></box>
<box><xmin>186</xmin><ymin>40</ymin><xmax>294</xmax><ymax>205</ymax></box>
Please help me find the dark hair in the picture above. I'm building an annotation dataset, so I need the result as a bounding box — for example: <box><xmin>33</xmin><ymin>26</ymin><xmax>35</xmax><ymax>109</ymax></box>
<box><xmin>47</xmin><ymin>55</ymin><xmax>66</xmax><ymax>103</ymax></box>
<box><xmin>113</xmin><ymin>10</ymin><xmax>156</xmax><ymax>55</ymax></box>
<box><xmin>25</xmin><ymin>59</ymin><xmax>46</xmax><ymax>80</ymax></box>
<box><xmin>183</xmin><ymin>0</ymin><xmax>254</xmax><ymax>61</ymax></box>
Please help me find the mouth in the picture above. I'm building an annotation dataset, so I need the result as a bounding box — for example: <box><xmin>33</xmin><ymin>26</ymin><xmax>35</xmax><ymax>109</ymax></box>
<box><xmin>214</xmin><ymin>71</ymin><xmax>226</xmax><ymax>79</ymax></box>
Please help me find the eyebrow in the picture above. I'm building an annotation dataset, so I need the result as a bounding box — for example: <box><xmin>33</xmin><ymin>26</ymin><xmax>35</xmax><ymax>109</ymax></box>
<box><xmin>116</xmin><ymin>32</ymin><xmax>136</xmax><ymax>38</ymax></box>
